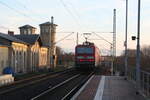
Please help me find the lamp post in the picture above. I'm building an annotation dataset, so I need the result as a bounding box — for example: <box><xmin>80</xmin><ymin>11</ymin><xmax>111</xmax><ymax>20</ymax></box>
<box><xmin>136</xmin><ymin>0</ymin><xmax>141</xmax><ymax>93</ymax></box>
<box><xmin>124</xmin><ymin>0</ymin><xmax>128</xmax><ymax>78</ymax></box>
<box><xmin>132</xmin><ymin>0</ymin><xmax>141</xmax><ymax>93</ymax></box>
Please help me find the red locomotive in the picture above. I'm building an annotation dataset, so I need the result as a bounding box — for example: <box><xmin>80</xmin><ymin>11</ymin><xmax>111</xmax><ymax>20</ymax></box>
<box><xmin>75</xmin><ymin>41</ymin><xmax>101</xmax><ymax>69</ymax></box>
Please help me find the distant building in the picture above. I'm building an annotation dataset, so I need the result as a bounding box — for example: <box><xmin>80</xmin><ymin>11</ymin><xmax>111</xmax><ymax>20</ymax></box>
<box><xmin>0</xmin><ymin>17</ymin><xmax>57</xmax><ymax>74</ymax></box>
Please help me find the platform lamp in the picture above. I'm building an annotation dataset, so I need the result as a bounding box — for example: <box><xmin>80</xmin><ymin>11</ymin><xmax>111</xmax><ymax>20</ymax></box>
<box><xmin>131</xmin><ymin>34</ymin><xmax>141</xmax><ymax>94</ymax></box>
<box><xmin>135</xmin><ymin>0</ymin><xmax>141</xmax><ymax>94</ymax></box>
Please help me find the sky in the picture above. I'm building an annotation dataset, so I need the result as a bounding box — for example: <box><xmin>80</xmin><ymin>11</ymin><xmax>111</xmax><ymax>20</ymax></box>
<box><xmin>0</xmin><ymin>0</ymin><xmax>150</xmax><ymax>56</ymax></box>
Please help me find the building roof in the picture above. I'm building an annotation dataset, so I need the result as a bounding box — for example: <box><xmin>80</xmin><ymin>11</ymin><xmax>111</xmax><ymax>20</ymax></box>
<box><xmin>19</xmin><ymin>24</ymin><xmax>36</xmax><ymax>29</ymax></box>
<box><xmin>0</xmin><ymin>44</ymin><xmax>11</xmax><ymax>47</ymax></box>
<box><xmin>14</xmin><ymin>34</ymin><xmax>42</xmax><ymax>45</ymax></box>
<box><xmin>0</xmin><ymin>32</ymin><xmax>27</xmax><ymax>44</ymax></box>
<box><xmin>39</xmin><ymin>22</ymin><xmax>58</xmax><ymax>26</ymax></box>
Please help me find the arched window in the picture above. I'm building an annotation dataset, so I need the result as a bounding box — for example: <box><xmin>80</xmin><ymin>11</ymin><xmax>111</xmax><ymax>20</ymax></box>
<box><xmin>24</xmin><ymin>52</ymin><xmax>26</xmax><ymax>73</ymax></box>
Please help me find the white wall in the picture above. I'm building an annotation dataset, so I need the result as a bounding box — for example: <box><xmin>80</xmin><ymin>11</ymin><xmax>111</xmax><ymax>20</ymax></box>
<box><xmin>0</xmin><ymin>46</ymin><xmax>8</xmax><ymax>74</ymax></box>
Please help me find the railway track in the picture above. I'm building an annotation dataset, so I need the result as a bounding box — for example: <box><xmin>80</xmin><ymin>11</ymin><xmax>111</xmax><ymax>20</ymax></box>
<box><xmin>31</xmin><ymin>72</ymin><xmax>93</xmax><ymax>100</ymax></box>
<box><xmin>0</xmin><ymin>68</ymin><xmax>79</xmax><ymax>100</ymax></box>
<box><xmin>0</xmin><ymin>67</ymin><xmax>103</xmax><ymax>100</ymax></box>
<box><xmin>0</xmin><ymin>68</ymin><xmax>74</xmax><ymax>92</ymax></box>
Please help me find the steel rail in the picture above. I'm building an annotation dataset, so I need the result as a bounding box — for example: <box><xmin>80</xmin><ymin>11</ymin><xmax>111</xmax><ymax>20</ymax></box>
<box><xmin>31</xmin><ymin>74</ymin><xmax>81</xmax><ymax>100</ymax></box>
<box><xmin>0</xmin><ymin>68</ymin><xmax>76</xmax><ymax>94</ymax></box>
<box><xmin>31</xmin><ymin>72</ymin><xmax>93</xmax><ymax>100</ymax></box>
<box><xmin>61</xmin><ymin>72</ymin><xmax>94</xmax><ymax>100</ymax></box>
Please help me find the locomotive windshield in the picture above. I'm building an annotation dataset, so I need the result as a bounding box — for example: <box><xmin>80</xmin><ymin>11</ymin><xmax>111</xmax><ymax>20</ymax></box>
<box><xmin>77</xmin><ymin>47</ymin><xmax>93</xmax><ymax>54</ymax></box>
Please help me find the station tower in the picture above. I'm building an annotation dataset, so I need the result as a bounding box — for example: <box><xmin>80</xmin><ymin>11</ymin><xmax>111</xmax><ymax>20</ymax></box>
<box><xmin>40</xmin><ymin>16</ymin><xmax>58</xmax><ymax>68</ymax></box>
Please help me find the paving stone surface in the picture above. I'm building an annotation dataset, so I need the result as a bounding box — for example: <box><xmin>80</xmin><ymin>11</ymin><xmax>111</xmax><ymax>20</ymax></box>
<box><xmin>75</xmin><ymin>75</ymin><xmax>101</xmax><ymax>100</ymax></box>
<box><xmin>75</xmin><ymin>76</ymin><xmax>145</xmax><ymax>100</ymax></box>
<box><xmin>102</xmin><ymin>76</ymin><xmax>145</xmax><ymax>100</ymax></box>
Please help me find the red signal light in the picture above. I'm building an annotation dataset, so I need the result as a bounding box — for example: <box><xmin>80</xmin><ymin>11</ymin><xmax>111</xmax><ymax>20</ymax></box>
<box><xmin>88</xmin><ymin>59</ymin><xmax>94</xmax><ymax>62</ymax></box>
<box><xmin>79</xmin><ymin>59</ymin><xmax>84</xmax><ymax>62</ymax></box>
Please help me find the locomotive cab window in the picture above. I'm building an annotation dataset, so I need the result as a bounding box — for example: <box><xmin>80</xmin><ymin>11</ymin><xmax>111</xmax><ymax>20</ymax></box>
<box><xmin>77</xmin><ymin>47</ymin><xmax>94</xmax><ymax>54</ymax></box>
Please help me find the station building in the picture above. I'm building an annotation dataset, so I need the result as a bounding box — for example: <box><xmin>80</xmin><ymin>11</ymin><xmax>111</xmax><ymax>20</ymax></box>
<box><xmin>0</xmin><ymin>19</ymin><xmax>57</xmax><ymax>74</ymax></box>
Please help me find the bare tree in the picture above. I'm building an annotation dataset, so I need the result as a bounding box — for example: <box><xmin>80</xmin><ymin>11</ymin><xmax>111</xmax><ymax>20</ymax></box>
<box><xmin>56</xmin><ymin>46</ymin><xmax>74</xmax><ymax>67</ymax></box>
<box><xmin>56</xmin><ymin>46</ymin><xmax>64</xmax><ymax>56</ymax></box>
<box><xmin>141</xmin><ymin>45</ymin><xmax>150</xmax><ymax>57</ymax></box>
<box><xmin>141</xmin><ymin>45</ymin><xmax>150</xmax><ymax>71</ymax></box>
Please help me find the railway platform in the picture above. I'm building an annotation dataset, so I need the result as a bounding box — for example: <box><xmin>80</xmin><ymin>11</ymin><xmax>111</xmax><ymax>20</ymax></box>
<box><xmin>72</xmin><ymin>75</ymin><xmax>145</xmax><ymax>100</ymax></box>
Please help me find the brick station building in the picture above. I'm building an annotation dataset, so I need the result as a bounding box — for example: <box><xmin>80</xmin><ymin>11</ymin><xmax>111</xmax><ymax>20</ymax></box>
<box><xmin>0</xmin><ymin>18</ymin><xmax>57</xmax><ymax>74</ymax></box>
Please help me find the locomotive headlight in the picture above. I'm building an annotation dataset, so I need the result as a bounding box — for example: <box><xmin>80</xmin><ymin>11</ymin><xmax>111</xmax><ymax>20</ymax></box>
<box><xmin>77</xmin><ymin>56</ymin><xmax>84</xmax><ymax>59</ymax></box>
<box><xmin>87</xmin><ymin>56</ymin><xmax>94</xmax><ymax>59</ymax></box>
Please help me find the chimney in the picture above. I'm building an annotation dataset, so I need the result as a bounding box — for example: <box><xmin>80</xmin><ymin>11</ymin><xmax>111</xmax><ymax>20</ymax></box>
<box><xmin>8</xmin><ymin>30</ymin><xmax>14</xmax><ymax>35</ymax></box>
<box><xmin>51</xmin><ymin>16</ymin><xmax>54</xmax><ymax>24</ymax></box>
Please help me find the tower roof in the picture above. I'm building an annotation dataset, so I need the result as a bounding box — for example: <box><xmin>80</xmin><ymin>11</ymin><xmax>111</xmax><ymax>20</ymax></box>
<box><xmin>19</xmin><ymin>24</ymin><xmax>36</xmax><ymax>29</ymax></box>
<box><xmin>39</xmin><ymin>22</ymin><xmax>58</xmax><ymax>26</ymax></box>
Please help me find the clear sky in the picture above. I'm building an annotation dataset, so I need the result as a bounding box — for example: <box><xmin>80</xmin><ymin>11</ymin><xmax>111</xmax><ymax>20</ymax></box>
<box><xmin>0</xmin><ymin>0</ymin><xmax>150</xmax><ymax>56</ymax></box>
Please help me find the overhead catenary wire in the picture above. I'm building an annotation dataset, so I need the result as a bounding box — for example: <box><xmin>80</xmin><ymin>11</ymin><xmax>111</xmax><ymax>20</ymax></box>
<box><xmin>13</xmin><ymin>0</ymin><xmax>27</xmax><ymax>9</ymax></box>
<box><xmin>67</xmin><ymin>2</ymin><xmax>81</xmax><ymax>22</ymax></box>
<box><xmin>64</xmin><ymin>1</ymin><xmax>92</xmax><ymax>31</ymax></box>
<box><xmin>57</xmin><ymin>32</ymin><xmax>75</xmax><ymax>33</ymax></box>
<box><xmin>0</xmin><ymin>25</ymin><xmax>15</xmax><ymax>32</ymax></box>
<box><xmin>13</xmin><ymin>0</ymin><xmax>49</xmax><ymax>21</ymax></box>
<box><xmin>58</xmin><ymin>0</ymin><xmax>82</xmax><ymax>28</ymax></box>
<box><xmin>55</xmin><ymin>32</ymin><xmax>74</xmax><ymax>44</ymax></box>
<box><xmin>91</xmin><ymin>31</ymin><xmax>113</xmax><ymax>33</ymax></box>
<box><xmin>87</xmin><ymin>37</ymin><xmax>111</xmax><ymax>51</ymax></box>
<box><xmin>14</xmin><ymin>0</ymin><xmax>36</xmax><ymax>16</ymax></box>
<box><xmin>92</xmin><ymin>32</ymin><xmax>112</xmax><ymax>45</ymax></box>
<box><xmin>0</xmin><ymin>1</ymin><xmax>39</xmax><ymax>23</ymax></box>
<box><xmin>91</xmin><ymin>31</ymin><xmax>124</xmax><ymax>45</ymax></box>
<box><xmin>0</xmin><ymin>0</ymin><xmax>50</xmax><ymax>32</ymax></box>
